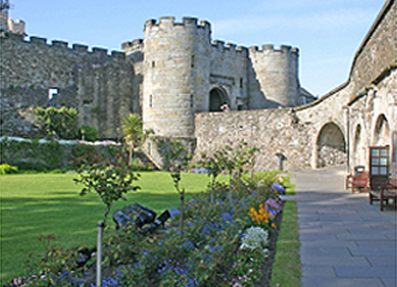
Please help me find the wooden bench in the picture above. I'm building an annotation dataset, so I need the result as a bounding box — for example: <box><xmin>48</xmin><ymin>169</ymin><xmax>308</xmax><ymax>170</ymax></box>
<box><xmin>369</xmin><ymin>176</ymin><xmax>397</xmax><ymax>211</ymax></box>
<box><xmin>346</xmin><ymin>171</ymin><xmax>369</xmax><ymax>193</ymax></box>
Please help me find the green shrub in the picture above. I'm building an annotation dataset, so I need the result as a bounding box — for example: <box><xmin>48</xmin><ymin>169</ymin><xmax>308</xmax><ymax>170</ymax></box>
<box><xmin>78</xmin><ymin>125</ymin><xmax>99</xmax><ymax>142</ymax></box>
<box><xmin>1</xmin><ymin>139</ymin><xmax>63</xmax><ymax>171</ymax></box>
<box><xmin>0</xmin><ymin>163</ymin><xmax>18</xmax><ymax>174</ymax></box>
<box><xmin>33</xmin><ymin>106</ymin><xmax>79</xmax><ymax>139</ymax></box>
<box><xmin>16</xmin><ymin>162</ymin><xmax>48</xmax><ymax>172</ymax></box>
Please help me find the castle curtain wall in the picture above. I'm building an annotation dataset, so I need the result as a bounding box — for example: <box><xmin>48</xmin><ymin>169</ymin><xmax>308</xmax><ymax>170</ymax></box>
<box><xmin>0</xmin><ymin>34</ymin><xmax>136</xmax><ymax>139</ymax></box>
<box><xmin>195</xmin><ymin>0</ymin><xmax>396</xmax><ymax>171</ymax></box>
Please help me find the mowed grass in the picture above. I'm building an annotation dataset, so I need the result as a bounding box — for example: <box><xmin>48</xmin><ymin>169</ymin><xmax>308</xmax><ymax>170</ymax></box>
<box><xmin>270</xmin><ymin>200</ymin><xmax>301</xmax><ymax>287</ymax></box>
<box><xmin>0</xmin><ymin>172</ymin><xmax>213</xmax><ymax>284</ymax></box>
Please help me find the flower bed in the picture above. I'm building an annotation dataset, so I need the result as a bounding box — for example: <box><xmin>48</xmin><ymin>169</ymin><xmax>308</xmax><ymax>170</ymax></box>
<box><xmin>8</xmin><ymin>173</ymin><xmax>283</xmax><ymax>287</ymax></box>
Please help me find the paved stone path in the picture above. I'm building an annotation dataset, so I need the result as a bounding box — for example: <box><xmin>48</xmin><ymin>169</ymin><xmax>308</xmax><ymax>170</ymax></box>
<box><xmin>291</xmin><ymin>167</ymin><xmax>397</xmax><ymax>287</ymax></box>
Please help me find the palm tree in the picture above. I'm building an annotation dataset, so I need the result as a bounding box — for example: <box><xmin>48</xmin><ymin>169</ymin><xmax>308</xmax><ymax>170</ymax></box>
<box><xmin>121</xmin><ymin>113</ymin><xmax>143</xmax><ymax>166</ymax></box>
<box><xmin>121</xmin><ymin>113</ymin><xmax>154</xmax><ymax>166</ymax></box>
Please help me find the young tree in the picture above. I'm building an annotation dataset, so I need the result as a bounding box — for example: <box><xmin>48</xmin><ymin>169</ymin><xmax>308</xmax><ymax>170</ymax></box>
<box><xmin>74</xmin><ymin>162</ymin><xmax>140</xmax><ymax>226</ymax></box>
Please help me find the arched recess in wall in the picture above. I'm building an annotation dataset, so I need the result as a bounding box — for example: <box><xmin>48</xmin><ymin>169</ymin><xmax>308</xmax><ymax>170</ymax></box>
<box><xmin>209</xmin><ymin>87</ymin><xmax>229</xmax><ymax>112</ymax></box>
<box><xmin>316</xmin><ymin>122</ymin><xmax>346</xmax><ymax>168</ymax></box>
<box><xmin>373</xmin><ymin>114</ymin><xmax>390</xmax><ymax>146</ymax></box>
<box><xmin>353</xmin><ymin>124</ymin><xmax>365</xmax><ymax>167</ymax></box>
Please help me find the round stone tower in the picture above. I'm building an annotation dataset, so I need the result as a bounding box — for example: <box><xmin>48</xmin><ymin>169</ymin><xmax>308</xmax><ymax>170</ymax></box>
<box><xmin>142</xmin><ymin>16</ymin><xmax>211</xmax><ymax>164</ymax></box>
<box><xmin>249</xmin><ymin>45</ymin><xmax>300</xmax><ymax>107</ymax></box>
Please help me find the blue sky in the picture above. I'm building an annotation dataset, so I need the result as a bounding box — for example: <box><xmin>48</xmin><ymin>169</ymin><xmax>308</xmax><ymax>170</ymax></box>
<box><xmin>8</xmin><ymin>0</ymin><xmax>386</xmax><ymax>97</ymax></box>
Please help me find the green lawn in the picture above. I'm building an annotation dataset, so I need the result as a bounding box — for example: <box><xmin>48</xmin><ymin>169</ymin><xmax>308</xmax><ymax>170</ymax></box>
<box><xmin>0</xmin><ymin>172</ymin><xmax>212</xmax><ymax>284</ymax></box>
<box><xmin>0</xmin><ymin>171</ymin><xmax>300</xmax><ymax>286</ymax></box>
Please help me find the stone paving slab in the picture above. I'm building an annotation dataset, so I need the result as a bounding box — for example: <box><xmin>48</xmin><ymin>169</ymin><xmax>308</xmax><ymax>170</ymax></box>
<box><xmin>348</xmin><ymin>246</ymin><xmax>397</xmax><ymax>256</ymax></box>
<box><xmin>301</xmin><ymin>278</ymin><xmax>387</xmax><ymax>287</ymax></box>
<box><xmin>294</xmin><ymin>167</ymin><xmax>397</xmax><ymax>287</ymax></box>
<box><xmin>334</xmin><ymin>266</ymin><xmax>396</xmax><ymax>278</ymax></box>
<box><xmin>367</xmin><ymin>256</ymin><xmax>397</xmax><ymax>267</ymax></box>
<box><xmin>383</xmin><ymin>278</ymin><xmax>397</xmax><ymax>287</ymax></box>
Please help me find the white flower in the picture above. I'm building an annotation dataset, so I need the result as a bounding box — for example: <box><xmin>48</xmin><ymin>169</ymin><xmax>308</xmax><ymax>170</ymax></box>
<box><xmin>240</xmin><ymin>226</ymin><xmax>269</xmax><ymax>251</ymax></box>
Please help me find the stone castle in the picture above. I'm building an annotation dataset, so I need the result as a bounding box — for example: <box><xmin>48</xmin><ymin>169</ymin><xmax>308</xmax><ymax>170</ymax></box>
<box><xmin>1</xmin><ymin>0</ymin><xmax>396</xmax><ymax>172</ymax></box>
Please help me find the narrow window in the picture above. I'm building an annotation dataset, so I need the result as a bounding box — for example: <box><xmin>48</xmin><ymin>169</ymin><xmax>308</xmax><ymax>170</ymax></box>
<box><xmin>152</xmin><ymin>61</ymin><xmax>155</xmax><ymax>68</ymax></box>
<box><xmin>48</xmin><ymin>88</ymin><xmax>59</xmax><ymax>106</ymax></box>
<box><xmin>190</xmin><ymin>95</ymin><xmax>194</xmax><ymax>108</ymax></box>
<box><xmin>191</xmin><ymin>55</ymin><xmax>195</xmax><ymax>68</ymax></box>
<box><xmin>48</xmin><ymin>88</ymin><xmax>58</xmax><ymax>100</ymax></box>
<box><xmin>240</xmin><ymin>78</ymin><xmax>243</xmax><ymax>88</ymax></box>
<box><xmin>149</xmin><ymin>95</ymin><xmax>152</xmax><ymax>108</ymax></box>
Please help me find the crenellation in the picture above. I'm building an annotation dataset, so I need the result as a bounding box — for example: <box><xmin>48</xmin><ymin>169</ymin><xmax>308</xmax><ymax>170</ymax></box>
<box><xmin>91</xmin><ymin>47</ymin><xmax>108</xmax><ymax>56</ymax></box>
<box><xmin>262</xmin><ymin>44</ymin><xmax>274</xmax><ymax>51</ymax></box>
<box><xmin>7</xmin><ymin>18</ymin><xmax>25</xmax><ymax>34</ymax></box>
<box><xmin>158</xmin><ymin>16</ymin><xmax>175</xmax><ymax>27</ymax></box>
<box><xmin>52</xmin><ymin>40</ymin><xmax>68</xmax><ymax>49</ymax></box>
<box><xmin>225</xmin><ymin>43</ymin><xmax>237</xmax><ymax>50</ymax></box>
<box><xmin>182</xmin><ymin>17</ymin><xmax>198</xmax><ymax>26</ymax></box>
<box><xmin>212</xmin><ymin>40</ymin><xmax>225</xmax><ymax>50</ymax></box>
<box><xmin>111</xmin><ymin>51</ymin><xmax>125</xmax><ymax>59</ymax></box>
<box><xmin>144</xmin><ymin>19</ymin><xmax>156</xmax><ymax>29</ymax></box>
<box><xmin>249</xmin><ymin>46</ymin><xmax>260</xmax><ymax>52</ymax></box>
<box><xmin>198</xmin><ymin>20</ymin><xmax>211</xmax><ymax>31</ymax></box>
<box><xmin>291</xmin><ymin>47</ymin><xmax>299</xmax><ymax>55</ymax></box>
<box><xmin>72</xmin><ymin>43</ymin><xmax>88</xmax><ymax>52</ymax></box>
<box><xmin>280</xmin><ymin>45</ymin><xmax>292</xmax><ymax>53</ymax></box>
<box><xmin>30</xmin><ymin>36</ymin><xmax>47</xmax><ymax>45</ymax></box>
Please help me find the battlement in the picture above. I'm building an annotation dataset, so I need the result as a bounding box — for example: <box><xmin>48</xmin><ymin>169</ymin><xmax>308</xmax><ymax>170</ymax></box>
<box><xmin>144</xmin><ymin>16</ymin><xmax>211</xmax><ymax>32</ymax></box>
<box><xmin>211</xmin><ymin>40</ymin><xmax>248</xmax><ymax>55</ymax></box>
<box><xmin>121</xmin><ymin>38</ymin><xmax>143</xmax><ymax>52</ymax></box>
<box><xmin>7</xmin><ymin>18</ymin><xmax>25</xmax><ymax>35</ymax></box>
<box><xmin>2</xmin><ymin>34</ymin><xmax>125</xmax><ymax>59</ymax></box>
<box><xmin>248</xmin><ymin>44</ymin><xmax>299</xmax><ymax>56</ymax></box>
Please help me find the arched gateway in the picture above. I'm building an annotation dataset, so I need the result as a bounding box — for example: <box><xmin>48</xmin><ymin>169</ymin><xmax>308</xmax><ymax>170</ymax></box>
<box><xmin>209</xmin><ymin>87</ymin><xmax>229</xmax><ymax>112</ymax></box>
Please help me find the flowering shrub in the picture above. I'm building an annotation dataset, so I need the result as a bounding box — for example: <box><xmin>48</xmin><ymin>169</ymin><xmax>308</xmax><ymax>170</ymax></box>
<box><xmin>248</xmin><ymin>204</ymin><xmax>277</xmax><ymax>230</ymax></box>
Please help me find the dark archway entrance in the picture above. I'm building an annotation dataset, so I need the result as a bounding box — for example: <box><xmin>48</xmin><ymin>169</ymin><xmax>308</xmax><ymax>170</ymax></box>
<box><xmin>209</xmin><ymin>87</ymin><xmax>229</xmax><ymax>112</ymax></box>
<box><xmin>316</xmin><ymin>122</ymin><xmax>346</xmax><ymax>168</ymax></box>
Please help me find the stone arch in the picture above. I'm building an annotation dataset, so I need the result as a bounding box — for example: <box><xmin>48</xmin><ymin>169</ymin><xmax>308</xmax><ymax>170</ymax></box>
<box><xmin>316</xmin><ymin>122</ymin><xmax>346</xmax><ymax>168</ymax></box>
<box><xmin>373</xmin><ymin>114</ymin><xmax>389</xmax><ymax>145</ymax></box>
<box><xmin>209</xmin><ymin>87</ymin><xmax>229</xmax><ymax>112</ymax></box>
<box><xmin>352</xmin><ymin>124</ymin><xmax>365</xmax><ymax>167</ymax></box>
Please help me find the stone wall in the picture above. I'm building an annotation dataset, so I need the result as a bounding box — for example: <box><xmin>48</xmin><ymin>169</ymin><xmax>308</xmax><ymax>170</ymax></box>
<box><xmin>0</xmin><ymin>33</ymin><xmax>137</xmax><ymax>139</ymax></box>
<box><xmin>195</xmin><ymin>109</ymin><xmax>315</xmax><ymax>171</ymax></box>
<box><xmin>348</xmin><ymin>0</ymin><xmax>396</xmax><ymax>97</ymax></box>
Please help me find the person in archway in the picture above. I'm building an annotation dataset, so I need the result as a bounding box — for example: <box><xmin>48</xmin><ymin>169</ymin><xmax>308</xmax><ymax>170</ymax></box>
<box><xmin>220</xmin><ymin>102</ymin><xmax>230</xmax><ymax>112</ymax></box>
